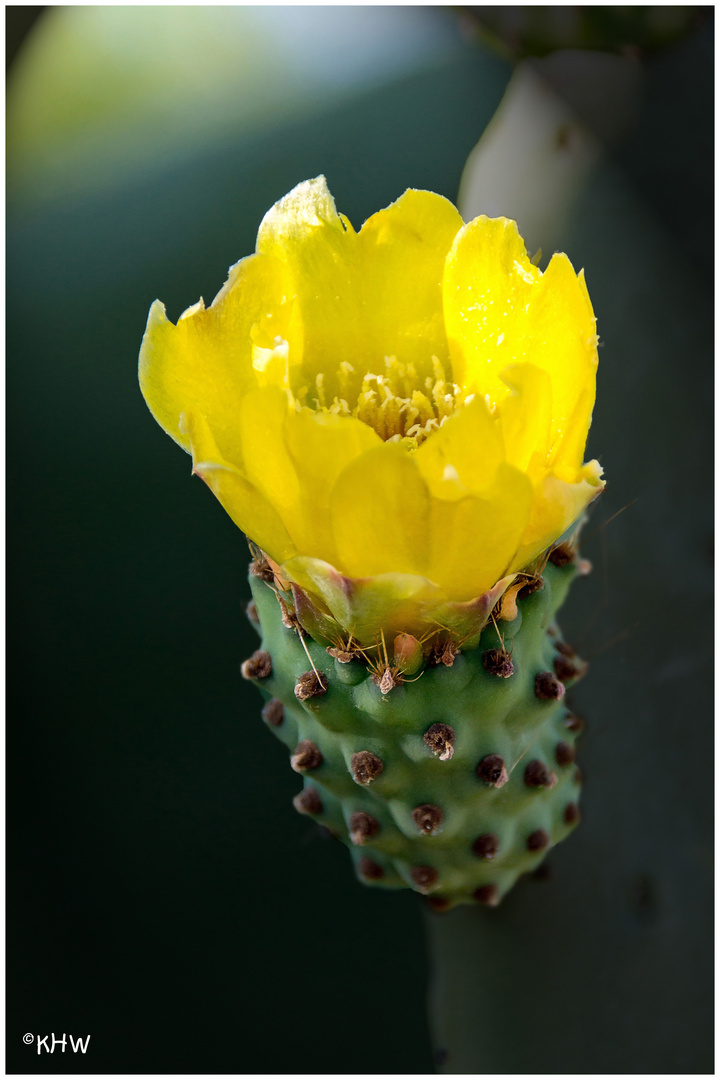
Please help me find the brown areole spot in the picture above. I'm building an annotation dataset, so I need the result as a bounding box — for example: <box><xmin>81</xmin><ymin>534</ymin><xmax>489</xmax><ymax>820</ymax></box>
<box><xmin>291</xmin><ymin>740</ymin><xmax>323</xmax><ymax>773</ymax></box>
<box><xmin>350</xmin><ymin>751</ymin><xmax>384</xmax><ymax>785</ymax></box>
<box><xmin>261</xmin><ymin>698</ymin><xmax>284</xmax><ymax>727</ymax></box>
<box><xmin>349</xmin><ymin>811</ymin><xmax>380</xmax><ymax>844</ymax></box>
<box><xmin>371</xmin><ymin>666</ymin><xmax>403</xmax><ymax>694</ymax></box>
<box><xmin>250</xmin><ymin>554</ymin><xmax>275</xmax><ymax>583</ymax></box>
<box><xmin>278</xmin><ymin>596</ymin><xmax>306</xmax><ymax>635</ymax></box>
<box><xmin>471</xmin><ymin>833</ymin><xmax>500</xmax><ymax>859</ymax></box>
<box><xmin>427</xmin><ymin>896</ymin><xmax>450</xmax><ymax>913</ymax></box>
<box><xmin>278</xmin><ymin>597</ymin><xmax>295</xmax><ymax>629</ymax></box>
<box><xmin>429</xmin><ymin>639</ymin><xmax>460</xmax><ymax>668</ymax></box>
<box><xmin>473</xmin><ymin>884</ymin><xmax>499</xmax><ymax>906</ymax></box>
<box><xmin>555</xmin><ymin>740</ymin><xmax>576</xmax><ymax>767</ymax></box>
<box><xmin>476</xmin><ymin>754</ymin><xmax>509</xmax><ymax>788</ymax></box>
<box><xmin>554</xmin><ymin>654</ymin><xmax>587</xmax><ymax>683</ymax></box>
<box><xmin>245</xmin><ymin>600</ymin><xmax>259</xmax><ymax>624</ymax></box>
<box><xmin>548</xmin><ymin>543</ymin><xmax>574</xmax><ymax>568</ymax></box>
<box><xmin>518</xmin><ymin>575</ymin><xmax>544</xmax><ymax>599</ymax></box>
<box><xmin>241</xmin><ymin>650</ymin><xmax>272</xmax><ymax>680</ymax></box>
<box><xmin>293</xmin><ymin>787</ymin><xmax>323</xmax><ymax>816</ymax></box>
<box><xmin>359</xmin><ymin>856</ymin><xmax>384</xmax><ymax>880</ymax></box>
<box><xmin>565</xmin><ymin>713</ymin><xmax>585</xmax><ymax>734</ymax></box>
<box><xmin>564</xmin><ymin>802</ymin><xmax>580</xmax><ymax>825</ymax></box>
<box><xmin>534</xmin><ymin>671</ymin><xmax>565</xmax><ymax>700</ymax></box>
<box><xmin>326</xmin><ymin>645</ymin><xmax>355</xmax><ymax>663</ymax></box>
<box><xmin>294</xmin><ymin>670</ymin><xmax>329</xmax><ymax>701</ymax></box>
<box><xmin>482</xmin><ymin>648</ymin><xmax>514</xmax><ymax>678</ymax></box>
<box><xmin>554</xmin><ymin>639</ymin><xmax>576</xmax><ymax>658</ymax></box>
<box><xmin>410</xmin><ymin>865</ymin><xmax>438</xmax><ymax>892</ymax></box>
<box><xmin>527</xmin><ymin>828</ymin><xmax>550</xmax><ymax>851</ymax></box>
<box><xmin>423</xmin><ymin>723</ymin><xmax>455</xmax><ymax>761</ymax></box>
<box><xmin>524</xmin><ymin>759</ymin><xmax>557</xmax><ymax>788</ymax></box>
<box><xmin>412</xmin><ymin>804</ymin><xmax>444</xmax><ymax>835</ymax></box>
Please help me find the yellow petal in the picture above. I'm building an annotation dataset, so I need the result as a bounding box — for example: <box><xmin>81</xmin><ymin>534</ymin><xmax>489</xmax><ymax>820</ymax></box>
<box><xmin>236</xmin><ymin>385</ymin><xmax>305</xmax><ymax>545</ymax></box>
<box><xmin>139</xmin><ymin>251</ymin><xmax>290</xmax><ymax>459</ymax></box>
<box><xmin>140</xmin><ymin>178</ymin><xmax>605</xmax><ymax>640</ymax></box>
<box><xmin>498</xmin><ymin>363</ymin><xmax>552</xmax><ymax>475</ymax></box>
<box><xmin>329</xmin><ymin>443</ymin><xmax>431</xmax><ymax>578</ymax></box>
<box><xmin>550</xmin><ymin>373</ymin><xmax>597</xmax><ymax>477</ymax></box>
<box><xmin>354</xmin><ymin>188</ymin><xmax>465</xmax><ymax>372</ymax></box>
<box><xmin>427</xmin><ymin>463</ymin><xmax>533</xmax><ymax>598</ymax></box>
<box><xmin>443</xmin><ymin>215</ymin><xmax>540</xmax><ymax>403</ymax></box>
<box><xmin>511</xmin><ymin>467</ymin><xmax>604</xmax><ymax>571</ymax></box>
<box><xmin>284</xmin><ymin>407</ymin><xmax>383</xmax><ymax>564</ymax></box>
<box><xmin>184</xmin><ymin>411</ymin><xmax>296</xmax><ymax>563</ymax></box>
<box><xmin>236</xmin><ymin>388</ymin><xmax>384</xmax><ymax>561</ymax></box>
<box><xmin>549</xmin><ymin>270</ymin><xmax>597</xmax><ymax>475</ymax></box>
<box><xmin>521</xmin><ymin>252</ymin><xmax>598</xmax><ymax>453</ymax></box>
<box><xmin>443</xmin><ymin>219</ymin><xmax>597</xmax><ymax>461</ymax></box>
<box><xmin>414</xmin><ymin>395</ymin><xmax>504</xmax><ymax>499</ymax></box>
<box><xmin>257</xmin><ymin>175</ymin><xmax>345</xmax><ymax>257</ymax></box>
<box><xmin>257</xmin><ymin>176</ymin><xmax>464</xmax><ymax>395</ymax></box>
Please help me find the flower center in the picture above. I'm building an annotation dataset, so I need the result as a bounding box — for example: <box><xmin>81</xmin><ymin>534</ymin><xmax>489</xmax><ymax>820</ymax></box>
<box><xmin>294</xmin><ymin>354</ymin><xmax>464</xmax><ymax>448</ymax></box>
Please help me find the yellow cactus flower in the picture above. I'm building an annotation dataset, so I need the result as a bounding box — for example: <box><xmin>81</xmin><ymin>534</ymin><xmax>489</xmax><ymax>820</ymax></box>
<box><xmin>140</xmin><ymin>177</ymin><xmax>603</xmax><ymax>645</ymax></box>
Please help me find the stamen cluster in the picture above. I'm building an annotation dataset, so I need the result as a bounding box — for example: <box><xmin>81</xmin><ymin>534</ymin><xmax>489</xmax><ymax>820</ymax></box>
<box><xmin>293</xmin><ymin>354</ymin><xmax>463</xmax><ymax>448</ymax></box>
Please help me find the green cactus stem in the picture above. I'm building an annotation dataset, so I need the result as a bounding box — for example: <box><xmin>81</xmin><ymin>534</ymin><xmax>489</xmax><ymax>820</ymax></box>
<box><xmin>242</xmin><ymin>546</ymin><xmax>587</xmax><ymax>909</ymax></box>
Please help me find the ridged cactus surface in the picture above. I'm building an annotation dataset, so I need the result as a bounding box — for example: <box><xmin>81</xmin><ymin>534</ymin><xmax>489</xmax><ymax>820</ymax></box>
<box><xmin>244</xmin><ymin>555</ymin><xmax>586</xmax><ymax>909</ymax></box>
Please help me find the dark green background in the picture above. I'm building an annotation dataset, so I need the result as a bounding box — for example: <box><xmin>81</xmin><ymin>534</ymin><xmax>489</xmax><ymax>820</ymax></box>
<box><xmin>428</xmin><ymin>16</ymin><xmax>714</xmax><ymax>1072</ymax></box>
<box><xmin>7</xmin><ymin>11</ymin><xmax>509</xmax><ymax>1074</ymax></box>
<box><xmin>7</xmin><ymin>8</ymin><xmax>713</xmax><ymax>1074</ymax></box>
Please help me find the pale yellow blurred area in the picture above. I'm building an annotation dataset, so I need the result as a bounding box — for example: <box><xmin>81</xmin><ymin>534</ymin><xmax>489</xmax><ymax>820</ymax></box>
<box><xmin>8</xmin><ymin>5</ymin><xmax>459</xmax><ymax>207</ymax></box>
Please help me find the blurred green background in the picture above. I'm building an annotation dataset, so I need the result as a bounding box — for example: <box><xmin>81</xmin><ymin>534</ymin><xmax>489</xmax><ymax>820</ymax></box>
<box><xmin>7</xmin><ymin>6</ymin><xmax>712</xmax><ymax>1074</ymax></box>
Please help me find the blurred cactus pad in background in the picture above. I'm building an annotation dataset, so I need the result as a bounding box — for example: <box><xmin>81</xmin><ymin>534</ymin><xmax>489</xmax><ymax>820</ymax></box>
<box><xmin>7</xmin><ymin>6</ymin><xmax>712</xmax><ymax>1074</ymax></box>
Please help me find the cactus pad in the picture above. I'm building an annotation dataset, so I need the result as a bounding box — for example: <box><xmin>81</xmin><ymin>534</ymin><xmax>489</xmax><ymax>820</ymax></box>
<box><xmin>244</xmin><ymin>555</ymin><xmax>586</xmax><ymax>909</ymax></box>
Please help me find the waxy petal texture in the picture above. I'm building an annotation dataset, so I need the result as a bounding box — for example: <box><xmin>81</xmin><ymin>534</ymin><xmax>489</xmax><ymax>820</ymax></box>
<box><xmin>140</xmin><ymin>176</ymin><xmax>603</xmax><ymax>641</ymax></box>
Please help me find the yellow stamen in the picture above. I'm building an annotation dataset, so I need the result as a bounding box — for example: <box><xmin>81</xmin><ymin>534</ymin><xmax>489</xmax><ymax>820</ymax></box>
<box><xmin>287</xmin><ymin>352</ymin><xmax>466</xmax><ymax>449</ymax></box>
